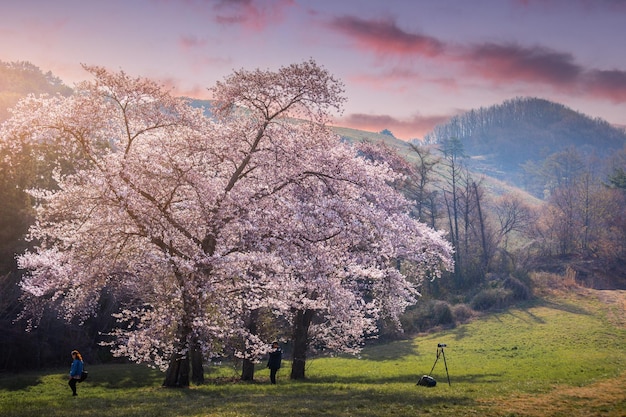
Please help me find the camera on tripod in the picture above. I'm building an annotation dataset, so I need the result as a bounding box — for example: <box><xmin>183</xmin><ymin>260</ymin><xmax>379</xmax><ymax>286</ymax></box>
<box><xmin>417</xmin><ymin>342</ymin><xmax>451</xmax><ymax>387</ymax></box>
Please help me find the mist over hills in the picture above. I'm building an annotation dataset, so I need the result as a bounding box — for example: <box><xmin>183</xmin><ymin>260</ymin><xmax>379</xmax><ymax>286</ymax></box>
<box><xmin>420</xmin><ymin>97</ymin><xmax>626</xmax><ymax>187</ymax></box>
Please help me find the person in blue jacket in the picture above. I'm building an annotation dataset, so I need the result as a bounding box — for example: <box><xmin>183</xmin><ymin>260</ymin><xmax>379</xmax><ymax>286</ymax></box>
<box><xmin>68</xmin><ymin>350</ymin><xmax>84</xmax><ymax>396</ymax></box>
<box><xmin>266</xmin><ymin>342</ymin><xmax>282</xmax><ymax>384</ymax></box>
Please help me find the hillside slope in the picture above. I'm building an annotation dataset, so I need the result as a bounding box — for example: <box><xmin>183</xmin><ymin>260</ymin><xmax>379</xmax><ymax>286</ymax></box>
<box><xmin>0</xmin><ymin>60</ymin><xmax>72</xmax><ymax>122</ymax></box>
<box><xmin>422</xmin><ymin>97</ymin><xmax>626</xmax><ymax>185</ymax></box>
<box><xmin>187</xmin><ymin>98</ymin><xmax>414</xmax><ymax>155</ymax></box>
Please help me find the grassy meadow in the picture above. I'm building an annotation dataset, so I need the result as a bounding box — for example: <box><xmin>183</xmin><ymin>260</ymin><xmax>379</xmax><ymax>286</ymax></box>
<box><xmin>1</xmin><ymin>287</ymin><xmax>625</xmax><ymax>417</ymax></box>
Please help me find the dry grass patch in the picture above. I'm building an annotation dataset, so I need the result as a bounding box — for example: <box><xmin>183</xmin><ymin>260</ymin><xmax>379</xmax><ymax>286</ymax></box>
<box><xmin>596</xmin><ymin>289</ymin><xmax>626</xmax><ymax>328</ymax></box>
<box><xmin>488</xmin><ymin>370</ymin><xmax>626</xmax><ymax>416</ymax></box>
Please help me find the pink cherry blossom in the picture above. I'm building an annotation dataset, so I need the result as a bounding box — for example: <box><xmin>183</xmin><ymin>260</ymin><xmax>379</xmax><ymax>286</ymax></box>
<box><xmin>1</xmin><ymin>60</ymin><xmax>453</xmax><ymax>385</ymax></box>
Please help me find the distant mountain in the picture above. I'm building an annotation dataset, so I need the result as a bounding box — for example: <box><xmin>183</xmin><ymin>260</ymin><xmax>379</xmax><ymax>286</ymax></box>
<box><xmin>420</xmin><ymin>97</ymin><xmax>626</xmax><ymax>185</ymax></box>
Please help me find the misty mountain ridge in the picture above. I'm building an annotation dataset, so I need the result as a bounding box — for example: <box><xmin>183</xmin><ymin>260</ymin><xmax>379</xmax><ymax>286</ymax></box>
<box><xmin>419</xmin><ymin>97</ymin><xmax>626</xmax><ymax>186</ymax></box>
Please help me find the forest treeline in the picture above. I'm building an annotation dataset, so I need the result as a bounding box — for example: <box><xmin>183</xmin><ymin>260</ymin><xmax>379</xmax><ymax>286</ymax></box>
<box><xmin>1</xmin><ymin>61</ymin><xmax>625</xmax><ymax>373</ymax></box>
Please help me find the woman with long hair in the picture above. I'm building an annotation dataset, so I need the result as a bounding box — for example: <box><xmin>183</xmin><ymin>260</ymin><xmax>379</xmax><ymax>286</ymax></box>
<box><xmin>68</xmin><ymin>350</ymin><xmax>84</xmax><ymax>396</ymax></box>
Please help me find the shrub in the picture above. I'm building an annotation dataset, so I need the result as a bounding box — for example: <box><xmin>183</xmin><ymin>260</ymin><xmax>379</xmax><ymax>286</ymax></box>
<box><xmin>504</xmin><ymin>276</ymin><xmax>532</xmax><ymax>301</ymax></box>
<box><xmin>470</xmin><ymin>287</ymin><xmax>511</xmax><ymax>311</ymax></box>
<box><xmin>452</xmin><ymin>303</ymin><xmax>474</xmax><ymax>323</ymax></box>
<box><xmin>400</xmin><ymin>299</ymin><xmax>455</xmax><ymax>334</ymax></box>
<box><xmin>431</xmin><ymin>300</ymin><xmax>454</xmax><ymax>326</ymax></box>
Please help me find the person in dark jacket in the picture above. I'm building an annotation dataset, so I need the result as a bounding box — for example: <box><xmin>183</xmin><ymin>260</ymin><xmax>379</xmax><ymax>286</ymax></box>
<box><xmin>68</xmin><ymin>350</ymin><xmax>84</xmax><ymax>396</ymax></box>
<box><xmin>266</xmin><ymin>342</ymin><xmax>282</xmax><ymax>384</ymax></box>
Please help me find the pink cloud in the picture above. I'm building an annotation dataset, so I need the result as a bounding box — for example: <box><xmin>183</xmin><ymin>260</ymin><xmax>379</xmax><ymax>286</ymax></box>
<box><xmin>211</xmin><ymin>0</ymin><xmax>295</xmax><ymax>31</ymax></box>
<box><xmin>178</xmin><ymin>35</ymin><xmax>208</xmax><ymax>50</ymax></box>
<box><xmin>459</xmin><ymin>43</ymin><xmax>626</xmax><ymax>102</ymax></box>
<box><xmin>328</xmin><ymin>16</ymin><xmax>445</xmax><ymax>58</ymax></box>
<box><xmin>184</xmin><ymin>55</ymin><xmax>233</xmax><ymax>76</ymax></box>
<box><xmin>582</xmin><ymin>69</ymin><xmax>626</xmax><ymax>102</ymax></box>
<box><xmin>329</xmin><ymin>14</ymin><xmax>626</xmax><ymax>103</ymax></box>
<box><xmin>514</xmin><ymin>0</ymin><xmax>626</xmax><ymax>12</ymax></box>
<box><xmin>19</xmin><ymin>17</ymin><xmax>70</xmax><ymax>48</ymax></box>
<box><xmin>349</xmin><ymin>69</ymin><xmax>459</xmax><ymax>92</ymax></box>
<box><xmin>461</xmin><ymin>43</ymin><xmax>582</xmax><ymax>86</ymax></box>
<box><xmin>157</xmin><ymin>77</ymin><xmax>211</xmax><ymax>100</ymax></box>
<box><xmin>338</xmin><ymin>112</ymin><xmax>452</xmax><ymax>141</ymax></box>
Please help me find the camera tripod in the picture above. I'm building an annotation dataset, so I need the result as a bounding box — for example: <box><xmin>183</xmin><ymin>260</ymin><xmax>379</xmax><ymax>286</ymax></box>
<box><xmin>428</xmin><ymin>344</ymin><xmax>451</xmax><ymax>386</ymax></box>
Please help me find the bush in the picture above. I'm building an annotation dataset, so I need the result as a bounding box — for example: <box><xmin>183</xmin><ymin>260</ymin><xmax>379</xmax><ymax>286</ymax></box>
<box><xmin>470</xmin><ymin>287</ymin><xmax>511</xmax><ymax>311</ymax></box>
<box><xmin>452</xmin><ymin>303</ymin><xmax>474</xmax><ymax>323</ymax></box>
<box><xmin>401</xmin><ymin>299</ymin><xmax>455</xmax><ymax>334</ymax></box>
<box><xmin>504</xmin><ymin>276</ymin><xmax>532</xmax><ymax>301</ymax></box>
<box><xmin>431</xmin><ymin>300</ymin><xmax>454</xmax><ymax>326</ymax></box>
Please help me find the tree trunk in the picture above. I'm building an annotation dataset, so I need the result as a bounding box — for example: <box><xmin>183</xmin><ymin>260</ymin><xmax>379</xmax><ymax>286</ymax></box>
<box><xmin>163</xmin><ymin>351</ymin><xmax>190</xmax><ymax>387</ymax></box>
<box><xmin>191</xmin><ymin>345</ymin><xmax>205</xmax><ymax>385</ymax></box>
<box><xmin>162</xmin><ymin>340</ymin><xmax>204</xmax><ymax>387</ymax></box>
<box><xmin>473</xmin><ymin>181</ymin><xmax>489</xmax><ymax>272</ymax></box>
<box><xmin>241</xmin><ymin>359</ymin><xmax>256</xmax><ymax>381</ymax></box>
<box><xmin>163</xmin><ymin>307</ymin><xmax>194</xmax><ymax>387</ymax></box>
<box><xmin>290</xmin><ymin>309</ymin><xmax>313</xmax><ymax>380</ymax></box>
<box><xmin>240</xmin><ymin>308</ymin><xmax>259</xmax><ymax>381</ymax></box>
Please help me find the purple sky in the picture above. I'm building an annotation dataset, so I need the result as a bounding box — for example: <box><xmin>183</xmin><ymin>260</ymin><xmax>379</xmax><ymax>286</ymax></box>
<box><xmin>2</xmin><ymin>0</ymin><xmax>626</xmax><ymax>140</ymax></box>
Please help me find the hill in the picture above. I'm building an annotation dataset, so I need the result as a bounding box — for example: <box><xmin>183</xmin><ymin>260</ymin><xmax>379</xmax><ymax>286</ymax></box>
<box><xmin>331</xmin><ymin>125</ymin><xmax>412</xmax><ymax>152</ymax></box>
<box><xmin>421</xmin><ymin>97</ymin><xmax>626</xmax><ymax>186</ymax></box>
<box><xmin>187</xmin><ymin>98</ymin><xmax>415</xmax><ymax>156</ymax></box>
<box><xmin>0</xmin><ymin>60</ymin><xmax>72</xmax><ymax>122</ymax></box>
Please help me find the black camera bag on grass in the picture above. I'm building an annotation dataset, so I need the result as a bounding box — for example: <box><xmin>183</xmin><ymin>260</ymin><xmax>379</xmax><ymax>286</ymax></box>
<box><xmin>417</xmin><ymin>375</ymin><xmax>436</xmax><ymax>387</ymax></box>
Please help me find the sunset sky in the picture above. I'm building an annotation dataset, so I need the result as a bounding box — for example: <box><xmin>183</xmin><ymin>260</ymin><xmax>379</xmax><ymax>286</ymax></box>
<box><xmin>2</xmin><ymin>0</ymin><xmax>626</xmax><ymax>140</ymax></box>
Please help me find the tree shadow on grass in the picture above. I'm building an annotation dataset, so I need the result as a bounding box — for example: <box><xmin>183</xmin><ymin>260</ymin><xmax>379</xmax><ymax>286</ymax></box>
<box><xmin>450</xmin><ymin>325</ymin><xmax>471</xmax><ymax>341</ymax></box>
<box><xmin>83</xmin><ymin>364</ymin><xmax>164</xmax><ymax>389</ymax></box>
<box><xmin>536</xmin><ymin>298</ymin><xmax>592</xmax><ymax>316</ymax></box>
<box><xmin>502</xmin><ymin>309</ymin><xmax>546</xmax><ymax>324</ymax></box>
<box><xmin>68</xmin><ymin>383</ymin><xmax>479</xmax><ymax>417</ymax></box>
<box><xmin>309</xmin><ymin>373</ymin><xmax>429</xmax><ymax>385</ymax></box>
<box><xmin>0</xmin><ymin>364</ymin><xmax>167</xmax><ymax>392</ymax></box>
<box><xmin>255</xmin><ymin>386</ymin><xmax>475</xmax><ymax>416</ymax></box>
<box><xmin>152</xmin><ymin>379</ymin><xmax>479</xmax><ymax>417</ymax></box>
<box><xmin>357</xmin><ymin>339</ymin><xmax>422</xmax><ymax>361</ymax></box>
<box><xmin>304</xmin><ymin>370</ymin><xmax>504</xmax><ymax>386</ymax></box>
<box><xmin>0</xmin><ymin>373</ymin><xmax>44</xmax><ymax>391</ymax></box>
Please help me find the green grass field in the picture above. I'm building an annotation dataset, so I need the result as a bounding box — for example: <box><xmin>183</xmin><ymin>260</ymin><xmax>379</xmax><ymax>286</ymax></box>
<box><xmin>1</xmin><ymin>288</ymin><xmax>625</xmax><ymax>417</ymax></box>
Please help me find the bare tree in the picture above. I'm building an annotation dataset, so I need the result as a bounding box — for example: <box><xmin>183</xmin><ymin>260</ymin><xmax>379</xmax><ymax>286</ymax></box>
<box><xmin>493</xmin><ymin>193</ymin><xmax>534</xmax><ymax>251</ymax></box>
<box><xmin>407</xmin><ymin>143</ymin><xmax>440</xmax><ymax>224</ymax></box>
<box><xmin>439</xmin><ymin>137</ymin><xmax>466</xmax><ymax>282</ymax></box>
